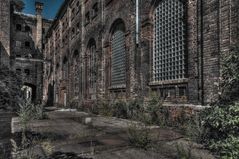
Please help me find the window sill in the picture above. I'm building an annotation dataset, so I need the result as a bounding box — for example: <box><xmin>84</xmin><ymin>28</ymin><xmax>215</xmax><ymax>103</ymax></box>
<box><xmin>109</xmin><ymin>84</ymin><xmax>126</xmax><ymax>90</ymax></box>
<box><xmin>149</xmin><ymin>78</ymin><xmax>188</xmax><ymax>86</ymax></box>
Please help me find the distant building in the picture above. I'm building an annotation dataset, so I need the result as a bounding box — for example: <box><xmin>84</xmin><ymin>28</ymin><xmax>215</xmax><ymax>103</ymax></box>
<box><xmin>0</xmin><ymin>0</ymin><xmax>52</xmax><ymax>103</ymax></box>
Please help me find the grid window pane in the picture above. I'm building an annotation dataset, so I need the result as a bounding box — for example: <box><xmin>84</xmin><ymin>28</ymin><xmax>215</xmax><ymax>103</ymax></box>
<box><xmin>153</xmin><ymin>0</ymin><xmax>186</xmax><ymax>81</ymax></box>
<box><xmin>111</xmin><ymin>30</ymin><xmax>126</xmax><ymax>86</ymax></box>
<box><xmin>89</xmin><ymin>45</ymin><xmax>97</xmax><ymax>90</ymax></box>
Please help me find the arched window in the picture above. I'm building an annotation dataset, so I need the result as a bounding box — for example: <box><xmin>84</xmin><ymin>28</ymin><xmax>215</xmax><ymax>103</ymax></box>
<box><xmin>73</xmin><ymin>50</ymin><xmax>79</xmax><ymax>95</ymax></box>
<box><xmin>111</xmin><ymin>23</ymin><xmax>126</xmax><ymax>87</ymax></box>
<box><xmin>63</xmin><ymin>57</ymin><xmax>68</xmax><ymax>79</ymax></box>
<box><xmin>87</xmin><ymin>39</ymin><xmax>97</xmax><ymax>98</ymax></box>
<box><xmin>153</xmin><ymin>0</ymin><xmax>186</xmax><ymax>81</ymax></box>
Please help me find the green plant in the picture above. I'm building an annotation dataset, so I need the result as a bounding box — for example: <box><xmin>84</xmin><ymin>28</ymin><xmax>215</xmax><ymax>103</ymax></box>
<box><xmin>184</xmin><ymin>115</ymin><xmax>205</xmax><ymax>143</ymax></box>
<box><xmin>0</xmin><ymin>65</ymin><xmax>23</xmax><ymax>111</ymax></box>
<box><xmin>112</xmin><ymin>100</ymin><xmax>128</xmax><ymax>119</ymax></box>
<box><xmin>34</xmin><ymin>103</ymin><xmax>47</xmax><ymax>120</ymax></box>
<box><xmin>220</xmin><ymin>47</ymin><xmax>239</xmax><ymax>103</ymax></box>
<box><xmin>127</xmin><ymin>122</ymin><xmax>152</xmax><ymax>149</ymax></box>
<box><xmin>202</xmin><ymin>102</ymin><xmax>239</xmax><ymax>158</ymax></box>
<box><xmin>146</xmin><ymin>91</ymin><xmax>166</xmax><ymax>125</ymax></box>
<box><xmin>127</xmin><ymin>98</ymin><xmax>144</xmax><ymax>120</ymax></box>
<box><xmin>176</xmin><ymin>143</ymin><xmax>192</xmax><ymax>159</ymax></box>
<box><xmin>69</xmin><ymin>97</ymin><xmax>79</xmax><ymax>109</ymax></box>
<box><xmin>41</xmin><ymin>141</ymin><xmax>54</xmax><ymax>156</ymax></box>
<box><xmin>18</xmin><ymin>100</ymin><xmax>35</xmax><ymax>130</ymax></box>
<box><xmin>98</xmin><ymin>98</ymin><xmax>112</xmax><ymax>117</ymax></box>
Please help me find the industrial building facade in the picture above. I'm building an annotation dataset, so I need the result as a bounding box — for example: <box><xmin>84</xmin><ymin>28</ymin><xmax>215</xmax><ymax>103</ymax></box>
<box><xmin>41</xmin><ymin>0</ymin><xmax>238</xmax><ymax>106</ymax></box>
<box><xmin>0</xmin><ymin>0</ymin><xmax>51</xmax><ymax>103</ymax></box>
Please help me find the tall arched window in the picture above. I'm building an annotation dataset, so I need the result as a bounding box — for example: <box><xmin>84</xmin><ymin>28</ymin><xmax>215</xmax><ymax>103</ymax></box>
<box><xmin>87</xmin><ymin>39</ymin><xmax>97</xmax><ymax>98</ymax></box>
<box><xmin>63</xmin><ymin>56</ymin><xmax>68</xmax><ymax>79</ymax></box>
<box><xmin>153</xmin><ymin>0</ymin><xmax>186</xmax><ymax>82</ymax></box>
<box><xmin>73</xmin><ymin>50</ymin><xmax>79</xmax><ymax>95</ymax></box>
<box><xmin>111</xmin><ymin>24</ymin><xmax>126</xmax><ymax>87</ymax></box>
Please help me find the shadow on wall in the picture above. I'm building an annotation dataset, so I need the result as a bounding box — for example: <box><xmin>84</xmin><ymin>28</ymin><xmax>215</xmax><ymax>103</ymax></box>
<box><xmin>0</xmin><ymin>42</ymin><xmax>10</xmax><ymax>66</ymax></box>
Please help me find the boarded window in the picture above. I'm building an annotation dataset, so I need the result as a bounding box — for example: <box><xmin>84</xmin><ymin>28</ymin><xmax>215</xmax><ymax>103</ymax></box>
<box><xmin>16</xmin><ymin>41</ymin><xmax>22</xmax><ymax>47</ymax></box>
<box><xmin>153</xmin><ymin>0</ymin><xmax>186</xmax><ymax>81</ymax></box>
<box><xmin>111</xmin><ymin>30</ymin><xmax>126</xmax><ymax>87</ymax></box>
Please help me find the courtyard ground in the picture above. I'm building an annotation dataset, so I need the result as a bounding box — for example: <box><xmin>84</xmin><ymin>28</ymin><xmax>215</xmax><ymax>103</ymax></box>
<box><xmin>11</xmin><ymin>108</ymin><xmax>215</xmax><ymax>159</ymax></box>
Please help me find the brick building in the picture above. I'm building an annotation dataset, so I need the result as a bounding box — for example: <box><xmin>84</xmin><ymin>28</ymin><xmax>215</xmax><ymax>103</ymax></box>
<box><xmin>0</xmin><ymin>0</ymin><xmax>52</xmax><ymax>103</ymax></box>
<box><xmin>41</xmin><ymin>0</ymin><xmax>238</xmax><ymax>106</ymax></box>
<box><xmin>11</xmin><ymin>2</ymin><xmax>52</xmax><ymax>102</ymax></box>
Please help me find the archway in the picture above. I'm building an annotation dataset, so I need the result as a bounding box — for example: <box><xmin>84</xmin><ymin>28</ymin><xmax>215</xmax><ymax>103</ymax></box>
<box><xmin>22</xmin><ymin>83</ymin><xmax>36</xmax><ymax>102</ymax></box>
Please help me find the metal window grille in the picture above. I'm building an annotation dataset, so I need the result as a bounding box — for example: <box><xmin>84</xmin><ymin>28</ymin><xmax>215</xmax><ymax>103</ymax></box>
<box><xmin>153</xmin><ymin>0</ymin><xmax>186</xmax><ymax>81</ymax></box>
<box><xmin>111</xmin><ymin>30</ymin><xmax>126</xmax><ymax>86</ymax></box>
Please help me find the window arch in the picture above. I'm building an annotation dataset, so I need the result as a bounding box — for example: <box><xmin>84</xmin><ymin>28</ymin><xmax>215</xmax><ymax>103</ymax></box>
<box><xmin>73</xmin><ymin>50</ymin><xmax>80</xmax><ymax>95</ymax></box>
<box><xmin>111</xmin><ymin>21</ymin><xmax>126</xmax><ymax>87</ymax></box>
<box><xmin>62</xmin><ymin>56</ymin><xmax>68</xmax><ymax>79</ymax></box>
<box><xmin>87</xmin><ymin>39</ymin><xmax>97</xmax><ymax>99</ymax></box>
<box><xmin>153</xmin><ymin>0</ymin><xmax>186</xmax><ymax>82</ymax></box>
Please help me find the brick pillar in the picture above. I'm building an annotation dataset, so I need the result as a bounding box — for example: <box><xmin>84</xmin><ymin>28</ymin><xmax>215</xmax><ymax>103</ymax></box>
<box><xmin>35</xmin><ymin>2</ymin><xmax>43</xmax><ymax>52</ymax></box>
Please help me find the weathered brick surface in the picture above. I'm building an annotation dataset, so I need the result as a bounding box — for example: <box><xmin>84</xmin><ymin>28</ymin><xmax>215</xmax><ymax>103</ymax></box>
<box><xmin>0</xmin><ymin>0</ymin><xmax>10</xmax><ymax>66</ymax></box>
<box><xmin>9</xmin><ymin>3</ymin><xmax>52</xmax><ymax>103</ymax></box>
<box><xmin>43</xmin><ymin>0</ymin><xmax>239</xmax><ymax>106</ymax></box>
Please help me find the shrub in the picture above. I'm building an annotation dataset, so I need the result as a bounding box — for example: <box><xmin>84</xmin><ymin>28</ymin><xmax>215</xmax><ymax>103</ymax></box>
<box><xmin>0</xmin><ymin>66</ymin><xmax>23</xmax><ymax>111</ymax></box>
<box><xmin>146</xmin><ymin>91</ymin><xmax>166</xmax><ymax>125</ymax></box>
<box><xmin>220</xmin><ymin>47</ymin><xmax>239</xmax><ymax>103</ymax></box>
<box><xmin>199</xmin><ymin>47</ymin><xmax>239</xmax><ymax>158</ymax></box>
<box><xmin>69</xmin><ymin>97</ymin><xmax>79</xmax><ymax>109</ymax></box>
<box><xmin>18</xmin><ymin>100</ymin><xmax>35</xmax><ymax>130</ymax></box>
<box><xmin>127</xmin><ymin>122</ymin><xmax>152</xmax><ymax>149</ymax></box>
<box><xmin>202</xmin><ymin>102</ymin><xmax>239</xmax><ymax>158</ymax></box>
<box><xmin>18</xmin><ymin>100</ymin><xmax>47</xmax><ymax>130</ymax></box>
<box><xmin>112</xmin><ymin>100</ymin><xmax>128</xmax><ymax>119</ymax></box>
<box><xmin>176</xmin><ymin>143</ymin><xmax>192</xmax><ymax>159</ymax></box>
<box><xmin>97</xmin><ymin>98</ymin><xmax>112</xmax><ymax>117</ymax></box>
<box><xmin>34</xmin><ymin>103</ymin><xmax>47</xmax><ymax>120</ymax></box>
<box><xmin>127</xmin><ymin>98</ymin><xmax>144</xmax><ymax>120</ymax></box>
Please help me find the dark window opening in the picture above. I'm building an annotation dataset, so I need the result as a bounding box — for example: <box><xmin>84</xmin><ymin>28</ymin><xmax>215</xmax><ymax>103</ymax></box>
<box><xmin>76</xmin><ymin>23</ymin><xmax>80</xmax><ymax>34</ymax></box>
<box><xmin>85</xmin><ymin>12</ymin><xmax>90</xmax><ymax>25</ymax></box>
<box><xmin>72</xmin><ymin>28</ymin><xmax>75</xmax><ymax>35</ymax></box>
<box><xmin>25</xmin><ymin>41</ymin><xmax>30</xmax><ymax>48</ymax></box>
<box><xmin>24</xmin><ymin>69</ymin><xmax>30</xmax><ymax>76</ymax></box>
<box><xmin>42</xmin><ymin>28</ymin><xmax>45</xmax><ymax>34</ymax></box>
<box><xmin>25</xmin><ymin>26</ymin><xmax>31</xmax><ymax>32</ymax></box>
<box><xmin>16</xmin><ymin>69</ymin><xmax>21</xmax><ymax>74</ymax></box>
<box><xmin>16</xmin><ymin>24</ymin><xmax>22</xmax><ymax>31</ymax></box>
<box><xmin>92</xmin><ymin>3</ymin><xmax>98</xmax><ymax>18</ymax></box>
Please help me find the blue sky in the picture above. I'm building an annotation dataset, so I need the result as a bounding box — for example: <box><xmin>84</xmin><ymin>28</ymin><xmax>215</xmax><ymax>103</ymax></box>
<box><xmin>23</xmin><ymin>0</ymin><xmax>64</xmax><ymax>19</ymax></box>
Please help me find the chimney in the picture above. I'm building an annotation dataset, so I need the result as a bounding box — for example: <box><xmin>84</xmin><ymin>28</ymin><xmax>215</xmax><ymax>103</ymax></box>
<box><xmin>35</xmin><ymin>2</ymin><xmax>44</xmax><ymax>51</ymax></box>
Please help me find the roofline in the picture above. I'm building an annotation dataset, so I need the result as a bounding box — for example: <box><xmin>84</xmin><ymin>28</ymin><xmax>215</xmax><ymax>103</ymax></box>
<box><xmin>45</xmin><ymin>0</ymin><xmax>73</xmax><ymax>39</ymax></box>
<box><xmin>13</xmin><ymin>11</ymin><xmax>53</xmax><ymax>23</ymax></box>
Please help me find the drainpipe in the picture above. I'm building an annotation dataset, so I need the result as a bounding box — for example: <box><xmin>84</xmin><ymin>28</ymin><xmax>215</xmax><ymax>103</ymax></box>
<box><xmin>200</xmin><ymin>0</ymin><xmax>204</xmax><ymax>105</ymax></box>
<box><xmin>136</xmin><ymin>0</ymin><xmax>139</xmax><ymax>46</ymax></box>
